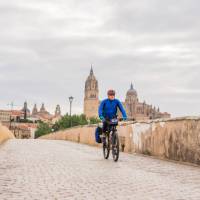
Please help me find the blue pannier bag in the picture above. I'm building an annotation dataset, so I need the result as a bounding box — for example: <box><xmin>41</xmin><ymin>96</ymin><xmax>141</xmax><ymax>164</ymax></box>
<box><xmin>95</xmin><ymin>127</ymin><xmax>102</xmax><ymax>143</ymax></box>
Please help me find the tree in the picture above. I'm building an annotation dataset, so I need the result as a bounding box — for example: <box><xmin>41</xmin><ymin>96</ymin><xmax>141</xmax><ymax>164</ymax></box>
<box><xmin>35</xmin><ymin>114</ymin><xmax>92</xmax><ymax>137</ymax></box>
<box><xmin>89</xmin><ymin>117</ymin><xmax>101</xmax><ymax>124</ymax></box>
<box><xmin>35</xmin><ymin>122</ymin><xmax>52</xmax><ymax>138</ymax></box>
<box><xmin>52</xmin><ymin>114</ymin><xmax>88</xmax><ymax>131</ymax></box>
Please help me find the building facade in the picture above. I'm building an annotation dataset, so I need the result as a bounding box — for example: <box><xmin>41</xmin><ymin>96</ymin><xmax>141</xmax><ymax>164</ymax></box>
<box><xmin>31</xmin><ymin>103</ymin><xmax>62</xmax><ymax>123</ymax></box>
<box><xmin>122</xmin><ymin>83</ymin><xmax>170</xmax><ymax>120</ymax></box>
<box><xmin>0</xmin><ymin>110</ymin><xmax>11</xmax><ymax>123</ymax></box>
<box><xmin>83</xmin><ymin>68</ymin><xmax>171</xmax><ymax>120</ymax></box>
<box><xmin>1</xmin><ymin>103</ymin><xmax>62</xmax><ymax>139</ymax></box>
<box><xmin>0</xmin><ymin>110</ymin><xmax>24</xmax><ymax>125</ymax></box>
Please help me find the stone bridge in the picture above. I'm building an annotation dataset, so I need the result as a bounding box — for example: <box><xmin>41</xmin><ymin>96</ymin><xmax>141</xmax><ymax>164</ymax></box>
<box><xmin>41</xmin><ymin>117</ymin><xmax>200</xmax><ymax>165</ymax></box>
<box><xmin>0</xmin><ymin>139</ymin><xmax>200</xmax><ymax>200</ymax></box>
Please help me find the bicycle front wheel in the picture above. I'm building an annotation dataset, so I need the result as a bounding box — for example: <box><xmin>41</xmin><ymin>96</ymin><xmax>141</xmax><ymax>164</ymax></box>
<box><xmin>112</xmin><ymin>132</ymin><xmax>119</xmax><ymax>162</ymax></box>
<box><xmin>103</xmin><ymin>134</ymin><xmax>110</xmax><ymax>159</ymax></box>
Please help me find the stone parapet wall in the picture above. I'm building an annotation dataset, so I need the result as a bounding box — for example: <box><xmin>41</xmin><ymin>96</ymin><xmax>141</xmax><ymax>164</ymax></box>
<box><xmin>41</xmin><ymin>126</ymin><xmax>97</xmax><ymax>146</ymax></box>
<box><xmin>39</xmin><ymin>124</ymin><xmax>132</xmax><ymax>152</ymax></box>
<box><xmin>0</xmin><ymin>123</ymin><xmax>15</xmax><ymax>144</ymax></box>
<box><xmin>39</xmin><ymin>117</ymin><xmax>200</xmax><ymax>165</ymax></box>
<box><xmin>131</xmin><ymin>117</ymin><xmax>200</xmax><ymax>165</ymax></box>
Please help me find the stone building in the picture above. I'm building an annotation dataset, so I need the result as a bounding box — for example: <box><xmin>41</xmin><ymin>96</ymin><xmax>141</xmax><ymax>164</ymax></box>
<box><xmin>0</xmin><ymin>110</ymin><xmax>11</xmax><ymax>123</ymax></box>
<box><xmin>37</xmin><ymin>103</ymin><xmax>51</xmax><ymax>116</ymax></box>
<box><xmin>31</xmin><ymin>103</ymin><xmax>52</xmax><ymax>121</ymax></box>
<box><xmin>84</xmin><ymin>67</ymin><xmax>99</xmax><ymax>119</ymax></box>
<box><xmin>31</xmin><ymin>103</ymin><xmax>62</xmax><ymax>123</ymax></box>
<box><xmin>11</xmin><ymin>110</ymin><xmax>24</xmax><ymax>122</ymax></box>
<box><xmin>52</xmin><ymin>105</ymin><xmax>62</xmax><ymax>124</ymax></box>
<box><xmin>0</xmin><ymin>102</ymin><xmax>62</xmax><ymax>138</ymax></box>
<box><xmin>122</xmin><ymin>83</ymin><xmax>170</xmax><ymax>120</ymax></box>
<box><xmin>83</xmin><ymin>68</ymin><xmax>170</xmax><ymax>120</ymax></box>
<box><xmin>55</xmin><ymin>105</ymin><xmax>61</xmax><ymax>117</ymax></box>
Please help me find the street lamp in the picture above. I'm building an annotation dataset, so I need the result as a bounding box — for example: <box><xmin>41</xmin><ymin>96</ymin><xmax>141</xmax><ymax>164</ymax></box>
<box><xmin>68</xmin><ymin>96</ymin><xmax>74</xmax><ymax>127</ymax></box>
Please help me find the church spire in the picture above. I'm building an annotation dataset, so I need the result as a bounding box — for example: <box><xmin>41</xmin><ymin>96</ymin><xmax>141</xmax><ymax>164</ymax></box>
<box><xmin>130</xmin><ymin>82</ymin><xmax>134</xmax><ymax>90</ymax></box>
<box><xmin>90</xmin><ymin>64</ymin><xmax>94</xmax><ymax>75</ymax></box>
<box><xmin>40</xmin><ymin>103</ymin><xmax>46</xmax><ymax>112</ymax></box>
<box><xmin>32</xmin><ymin>104</ymin><xmax>38</xmax><ymax>116</ymax></box>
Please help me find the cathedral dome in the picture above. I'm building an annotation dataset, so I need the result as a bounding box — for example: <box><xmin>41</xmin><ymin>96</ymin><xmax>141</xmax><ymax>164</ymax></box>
<box><xmin>126</xmin><ymin>83</ymin><xmax>137</xmax><ymax>96</ymax></box>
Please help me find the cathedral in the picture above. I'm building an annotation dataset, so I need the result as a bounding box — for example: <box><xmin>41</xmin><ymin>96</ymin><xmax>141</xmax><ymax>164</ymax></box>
<box><xmin>84</xmin><ymin>67</ymin><xmax>171</xmax><ymax>120</ymax></box>
<box><xmin>31</xmin><ymin>103</ymin><xmax>62</xmax><ymax>122</ymax></box>
<box><xmin>20</xmin><ymin>102</ymin><xmax>62</xmax><ymax>123</ymax></box>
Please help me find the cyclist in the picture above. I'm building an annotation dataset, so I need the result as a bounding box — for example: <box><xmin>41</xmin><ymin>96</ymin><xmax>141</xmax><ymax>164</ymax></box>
<box><xmin>98</xmin><ymin>89</ymin><xmax>127</xmax><ymax>133</ymax></box>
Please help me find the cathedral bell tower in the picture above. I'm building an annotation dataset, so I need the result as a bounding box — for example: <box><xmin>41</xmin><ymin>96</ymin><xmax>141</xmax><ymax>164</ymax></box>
<box><xmin>55</xmin><ymin>105</ymin><xmax>61</xmax><ymax>117</ymax></box>
<box><xmin>84</xmin><ymin>66</ymin><xmax>99</xmax><ymax>119</ymax></box>
<box><xmin>125</xmin><ymin>83</ymin><xmax>138</xmax><ymax>119</ymax></box>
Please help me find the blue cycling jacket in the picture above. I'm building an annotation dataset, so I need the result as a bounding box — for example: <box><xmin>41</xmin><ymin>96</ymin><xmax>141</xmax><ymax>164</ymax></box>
<box><xmin>98</xmin><ymin>98</ymin><xmax>127</xmax><ymax>120</ymax></box>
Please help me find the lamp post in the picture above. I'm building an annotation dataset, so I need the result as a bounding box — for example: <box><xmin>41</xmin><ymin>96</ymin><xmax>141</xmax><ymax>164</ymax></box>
<box><xmin>69</xmin><ymin>96</ymin><xmax>74</xmax><ymax>127</ymax></box>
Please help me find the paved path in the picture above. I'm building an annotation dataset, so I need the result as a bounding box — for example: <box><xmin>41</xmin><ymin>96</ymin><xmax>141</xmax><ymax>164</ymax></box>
<box><xmin>0</xmin><ymin>139</ymin><xmax>200</xmax><ymax>200</ymax></box>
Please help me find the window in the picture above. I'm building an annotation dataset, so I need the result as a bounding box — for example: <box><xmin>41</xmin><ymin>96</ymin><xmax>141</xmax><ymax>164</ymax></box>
<box><xmin>90</xmin><ymin>94</ymin><xmax>96</xmax><ymax>98</ymax></box>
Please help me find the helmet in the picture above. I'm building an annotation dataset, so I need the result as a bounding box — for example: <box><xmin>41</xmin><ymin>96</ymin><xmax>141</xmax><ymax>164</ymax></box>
<box><xmin>107</xmin><ymin>89</ymin><xmax>116</xmax><ymax>96</ymax></box>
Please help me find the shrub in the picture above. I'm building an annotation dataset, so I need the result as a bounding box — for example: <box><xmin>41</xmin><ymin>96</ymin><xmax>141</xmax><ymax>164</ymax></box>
<box><xmin>35</xmin><ymin>122</ymin><xmax>52</xmax><ymax>138</ymax></box>
<box><xmin>52</xmin><ymin>114</ymin><xmax>88</xmax><ymax>131</ymax></box>
<box><xmin>89</xmin><ymin>117</ymin><xmax>101</xmax><ymax>124</ymax></box>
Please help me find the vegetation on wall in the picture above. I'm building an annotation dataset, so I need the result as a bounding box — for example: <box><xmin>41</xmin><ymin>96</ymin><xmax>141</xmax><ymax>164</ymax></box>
<box><xmin>52</xmin><ymin>114</ymin><xmax>88</xmax><ymax>131</ymax></box>
<box><xmin>88</xmin><ymin>117</ymin><xmax>101</xmax><ymax>124</ymax></box>
<box><xmin>35</xmin><ymin>114</ymin><xmax>101</xmax><ymax>138</ymax></box>
<box><xmin>35</xmin><ymin>122</ymin><xmax>52</xmax><ymax>138</ymax></box>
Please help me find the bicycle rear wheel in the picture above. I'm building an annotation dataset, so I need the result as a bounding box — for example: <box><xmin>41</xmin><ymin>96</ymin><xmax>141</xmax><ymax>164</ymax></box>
<box><xmin>103</xmin><ymin>134</ymin><xmax>110</xmax><ymax>159</ymax></box>
<box><xmin>112</xmin><ymin>132</ymin><xmax>119</xmax><ymax>162</ymax></box>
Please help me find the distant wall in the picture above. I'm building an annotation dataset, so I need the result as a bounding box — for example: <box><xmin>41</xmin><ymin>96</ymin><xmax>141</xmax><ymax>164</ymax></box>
<box><xmin>0</xmin><ymin>123</ymin><xmax>15</xmax><ymax>144</ymax></box>
<box><xmin>40</xmin><ymin>117</ymin><xmax>200</xmax><ymax>165</ymax></box>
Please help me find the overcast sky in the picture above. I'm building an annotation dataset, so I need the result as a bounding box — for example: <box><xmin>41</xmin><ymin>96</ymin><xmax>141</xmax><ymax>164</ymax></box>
<box><xmin>0</xmin><ymin>0</ymin><xmax>200</xmax><ymax>117</ymax></box>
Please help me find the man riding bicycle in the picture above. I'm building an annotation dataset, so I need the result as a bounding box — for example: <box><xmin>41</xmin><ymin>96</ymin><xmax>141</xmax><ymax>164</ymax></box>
<box><xmin>98</xmin><ymin>89</ymin><xmax>127</xmax><ymax>133</ymax></box>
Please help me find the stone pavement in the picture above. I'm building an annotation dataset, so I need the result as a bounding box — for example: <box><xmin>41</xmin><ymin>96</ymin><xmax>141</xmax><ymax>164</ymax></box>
<box><xmin>0</xmin><ymin>139</ymin><xmax>200</xmax><ymax>200</ymax></box>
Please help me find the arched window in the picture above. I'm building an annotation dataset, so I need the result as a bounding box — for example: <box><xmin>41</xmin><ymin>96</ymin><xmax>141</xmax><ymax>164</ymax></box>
<box><xmin>92</xmin><ymin>82</ymin><xmax>96</xmax><ymax>89</ymax></box>
<box><xmin>90</xmin><ymin>94</ymin><xmax>96</xmax><ymax>98</ymax></box>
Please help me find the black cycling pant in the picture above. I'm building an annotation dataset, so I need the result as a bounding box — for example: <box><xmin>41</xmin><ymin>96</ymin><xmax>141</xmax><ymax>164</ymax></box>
<box><xmin>103</xmin><ymin>121</ymin><xmax>109</xmax><ymax>133</ymax></box>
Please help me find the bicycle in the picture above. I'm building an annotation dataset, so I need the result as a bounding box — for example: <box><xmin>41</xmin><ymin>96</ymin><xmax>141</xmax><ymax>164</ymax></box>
<box><xmin>102</xmin><ymin>118</ymin><xmax>120</xmax><ymax>162</ymax></box>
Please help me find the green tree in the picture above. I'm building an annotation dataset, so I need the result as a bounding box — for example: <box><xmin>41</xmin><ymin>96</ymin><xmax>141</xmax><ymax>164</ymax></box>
<box><xmin>52</xmin><ymin>114</ymin><xmax>88</xmax><ymax>131</ymax></box>
<box><xmin>35</xmin><ymin>122</ymin><xmax>52</xmax><ymax>138</ymax></box>
<box><xmin>35</xmin><ymin>114</ymin><xmax>91</xmax><ymax>137</ymax></box>
<box><xmin>89</xmin><ymin>117</ymin><xmax>101</xmax><ymax>124</ymax></box>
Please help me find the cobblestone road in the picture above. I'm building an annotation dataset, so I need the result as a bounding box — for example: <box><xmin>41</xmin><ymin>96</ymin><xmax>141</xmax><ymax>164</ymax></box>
<box><xmin>0</xmin><ymin>139</ymin><xmax>200</xmax><ymax>200</ymax></box>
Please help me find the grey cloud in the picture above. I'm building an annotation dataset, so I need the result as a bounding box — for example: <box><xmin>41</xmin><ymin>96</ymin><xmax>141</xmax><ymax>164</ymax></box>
<box><xmin>104</xmin><ymin>0</ymin><xmax>200</xmax><ymax>32</ymax></box>
<box><xmin>0</xmin><ymin>0</ymin><xmax>200</xmax><ymax>117</ymax></box>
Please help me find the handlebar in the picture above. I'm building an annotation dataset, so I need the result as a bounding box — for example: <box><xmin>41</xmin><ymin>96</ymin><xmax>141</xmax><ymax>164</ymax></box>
<box><xmin>103</xmin><ymin>117</ymin><xmax>135</xmax><ymax>122</ymax></box>
<box><xmin>118</xmin><ymin>118</ymin><xmax>135</xmax><ymax>122</ymax></box>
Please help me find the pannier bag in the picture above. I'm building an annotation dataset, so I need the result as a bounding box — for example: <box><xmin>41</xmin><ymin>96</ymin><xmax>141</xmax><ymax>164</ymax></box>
<box><xmin>95</xmin><ymin>127</ymin><xmax>102</xmax><ymax>143</ymax></box>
